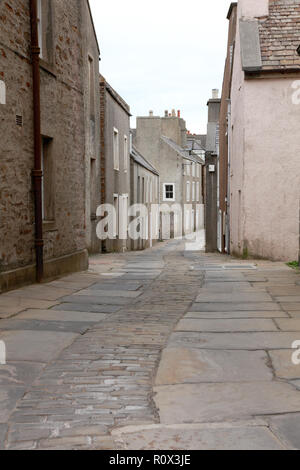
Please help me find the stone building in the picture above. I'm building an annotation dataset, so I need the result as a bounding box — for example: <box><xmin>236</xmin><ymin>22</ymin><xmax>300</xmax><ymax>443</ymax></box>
<box><xmin>130</xmin><ymin>144</ymin><xmax>160</xmax><ymax>250</ymax></box>
<box><xmin>205</xmin><ymin>90</ymin><xmax>221</xmax><ymax>253</ymax></box>
<box><xmin>221</xmin><ymin>0</ymin><xmax>300</xmax><ymax>261</ymax></box>
<box><xmin>0</xmin><ymin>0</ymin><xmax>101</xmax><ymax>291</ymax></box>
<box><xmin>134</xmin><ymin>111</ymin><xmax>204</xmax><ymax>239</ymax></box>
<box><xmin>99</xmin><ymin>75</ymin><xmax>131</xmax><ymax>253</ymax></box>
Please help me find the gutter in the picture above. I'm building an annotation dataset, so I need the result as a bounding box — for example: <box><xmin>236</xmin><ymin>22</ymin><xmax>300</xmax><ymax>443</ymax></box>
<box><xmin>30</xmin><ymin>0</ymin><xmax>44</xmax><ymax>282</ymax></box>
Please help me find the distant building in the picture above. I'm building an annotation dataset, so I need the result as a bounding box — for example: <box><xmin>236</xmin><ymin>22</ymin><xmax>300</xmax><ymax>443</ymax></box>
<box><xmin>221</xmin><ymin>0</ymin><xmax>300</xmax><ymax>261</ymax></box>
<box><xmin>99</xmin><ymin>75</ymin><xmax>131</xmax><ymax>252</ymax></box>
<box><xmin>134</xmin><ymin>110</ymin><xmax>205</xmax><ymax>239</ymax></box>
<box><xmin>130</xmin><ymin>144</ymin><xmax>160</xmax><ymax>250</ymax></box>
<box><xmin>0</xmin><ymin>0</ymin><xmax>101</xmax><ymax>292</ymax></box>
<box><xmin>205</xmin><ymin>90</ymin><xmax>221</xmax><ymax>253</ymax></box>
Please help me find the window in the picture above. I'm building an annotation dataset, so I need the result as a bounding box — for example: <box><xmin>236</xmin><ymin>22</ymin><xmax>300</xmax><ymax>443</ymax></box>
<box><xmin>197</xmin><ymin>164</ymin><xmax>200</xmax><ymax>178</ymax></box>
<box><xmin>186</xmin><ymin>164</ymin><xmax>190</xmax><ymax>176</ymax></box>
<box><xmin>196</xmin><ymin>182</ymin><xmax>200</xmax><ymax>202</ymax></box>
<box><xmin>192</xmin><ymin>182</ymin><xmax>195</xmax><ymax>202</ymax></box>
<box><xmin>0</xmin><ymin>80</ymin><xmax>6</xmax><ymax>105</ymax></box>
<box><xmin>186</xmin><ymin>182</ymin><xmax>190</xmax><ymax>202</ymax></box>
<box><xmin>164</xmin><ymin>183</ymin><xmax>175</xmax><ymax>202</ymax></box>
<box><xmin>124</xmin><ymin>135</ymin><xmax>128</xmax><ymax>172</ymax></box>
<box><xmin>150</xmin><ymin>179</ymin><xmax>153</xmax><ymax>203</ymax></box>
<box><xmin>41</xmin><ymin>136</ymin><xmax>54</xmax><ymax>221</ymax></box>
<box><xmin>113</xmin><ymin>128</ymin><xmax>119</xmax><ymax>170</ymax></box>
<box><xmin>37</xmin><ymin>0</ymin><xmax>53</xmax><ymax>63</ymax></box>
<box><xmin>113</xmin><ymin>195</ymin><xmax>119</xmax><ymax>238</ymax></box>
<box><xmin>192</xmin><ymin>163</ymin><xmax>196</xmax><ymax>178</ymax></box>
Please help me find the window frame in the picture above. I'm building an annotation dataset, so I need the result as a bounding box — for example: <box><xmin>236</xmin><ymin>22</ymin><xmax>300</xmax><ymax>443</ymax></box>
<box><xmin>163</xmin><ymin>183</ymin><xmax>176</xmax><ymax>202</ymax></box>
<box><xmin>124</xmin><ymin>135</ymin><xmax>128</xmax><ymax>173</ymax></box>
<box><xmin>113</xmin><ymin>128</ymin><xmax>119</xmax><ymax>171</ymax></box>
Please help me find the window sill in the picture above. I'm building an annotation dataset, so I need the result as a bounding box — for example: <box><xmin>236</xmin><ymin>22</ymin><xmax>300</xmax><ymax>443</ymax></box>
<box><xmin>43</xmin><ymin>220</ymin><xmax>57</xmax><ymax>232</ymax></box>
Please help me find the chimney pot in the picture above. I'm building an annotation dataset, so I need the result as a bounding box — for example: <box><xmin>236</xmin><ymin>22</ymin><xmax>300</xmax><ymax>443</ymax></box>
<box><xmin>177</xmin><ymin>110</ymin><xmax>181</xmax><ymax>118</ymax></box>
<box><xmin>165</xmin><ymin>110</ymin><xmax>168</xmax><ymax>118</ymax></box>
<box><xmin>212</xmin><ymin>89</ymin><xmax>219</xmax><ymax>99</ymax></box>
<box><xmin>172</xmin><ymin>109</ymin><xmax>176</xmax><ymax>117</ymax></box>
<box><xmin>149</xmin><ymin>110</ymin><xmax>154</xmax><ymax>117</ymax></box>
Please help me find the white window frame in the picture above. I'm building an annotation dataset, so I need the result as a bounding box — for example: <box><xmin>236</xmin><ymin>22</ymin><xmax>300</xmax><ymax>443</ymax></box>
<box><xmin>192</xmin><ymin>182</ymin><xmax>196</xmax><ymax>202</ymax></box>
<box><xmin>196</xmin><ymin>182</ymin><xmax>200</xmax><ymax>202</ymax></box>
<box><xmin>113</xmin><ymin>128</ymin><xmax>119</xmax><ymax>171</ymax></box>
<box><xmin>124</xmin><ymin>135</ymin><xmax>128</xmax><ymax>173</ymax></box>
<box><xmin>186</xmin><ymin>182</ymin><xmax>190</xmax><ymax>203</ymax></box>
<box><xmin>192</xmin><ymin>163</ymin><xmax>196</xmax><ymax>178</ymax></box>
<box><xmin>163</xmin><ymin>183</ymin><xmax>176</xmax><ymax>202</ymax></box>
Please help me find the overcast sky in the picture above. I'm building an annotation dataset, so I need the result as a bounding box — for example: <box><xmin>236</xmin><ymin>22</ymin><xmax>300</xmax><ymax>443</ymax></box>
<box><xmin>90</xmin><ymin>0</ymin><xmax>230</xmax><ymax>134</ymax></box>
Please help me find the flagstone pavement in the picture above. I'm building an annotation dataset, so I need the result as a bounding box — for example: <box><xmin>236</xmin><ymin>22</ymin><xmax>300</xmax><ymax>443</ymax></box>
<box><xmin>1</xmin><ymin>240</ymin><xmax>300</xmax><ymax>450</ymax></box>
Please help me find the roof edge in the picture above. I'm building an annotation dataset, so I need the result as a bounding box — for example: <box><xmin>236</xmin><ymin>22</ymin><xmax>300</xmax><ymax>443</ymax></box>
<box><xmin>227</xmin><ymin>2</ymin><xmax>237</xmax><ymax>20</ymax></box>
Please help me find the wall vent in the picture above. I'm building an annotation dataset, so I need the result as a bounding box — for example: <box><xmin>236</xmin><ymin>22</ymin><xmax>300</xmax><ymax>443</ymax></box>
<box><xmin>16</xmin><ymin>115</ymin><xmax>23</xmax><ymax>127</ymax></box>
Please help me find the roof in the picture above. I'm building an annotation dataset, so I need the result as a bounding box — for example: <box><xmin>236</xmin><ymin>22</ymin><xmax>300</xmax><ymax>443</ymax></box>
<box><xmin>130</xmin><ymin>146</ymin><xmax>159</xmax><ymax>176</ymax></box>
<box><xmin>161</xmin><ymin>136</ymin><xmax>204</xmax><ymax>164</ymax></box>
<box><xmin>258</xmin><ymin>0</ymin><xmax>300</xmax><ymax>71</ymax></box>
<box><xmin>240</xmin><ymin>0</ymin><xmax>300</xmax><ymax>74</ymax></box>
<box><xmin>186</xmin><ymin>138</ymin><xmax>206</xmax><ymax>153</ymax></box>
<box><xmin>100</xmin><ymin>75</ymin><xmax>131</xmax><ymax>116</ymax></box>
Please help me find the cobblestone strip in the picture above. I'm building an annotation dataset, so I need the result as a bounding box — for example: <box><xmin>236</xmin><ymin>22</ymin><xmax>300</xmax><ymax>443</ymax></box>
<box><xmin>5</xmin><ymin>244</ymin><xmax>204</xmax><ymax>450</ymax></box>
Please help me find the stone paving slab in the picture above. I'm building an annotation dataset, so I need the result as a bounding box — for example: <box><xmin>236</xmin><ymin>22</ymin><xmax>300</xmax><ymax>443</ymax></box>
<box><xmin>52</xmin><ymin>303</ymin><xmax>120</xmax><ymax>314</ymax></box>
<box><xmin>195</xmin><ymin>293</ymin><xmax>273</xmax><ymax>303</ymax></box>
<box><xmin>280</xmin><ymin>303</ymin><xmax>300</xmax><ymax>311</ymax></box>
<box><xmin>60</xmin><ymin>295</ymin><xmax>132</xmax><ymax>306</ymax></box>
<box><xmin>0</xmin><ymin>424</ymin><xmax>7</xmax><ymax>450</ymax></box>
<box><xmin>199</xmin><ymin>284</ymin><xmax>261</xmax><ymax>293</ymax></box>
<box><xmin>268</xmin><ymin>414</ymin><xmax>300</xmax><ymax>450</ymax></box>
<box><xmin>76</xmin><ymin>290</ymin><xmax>142</xmax><ymax>298</ymax></box>
<box><xmin>155</xmin><ymin>348</ymin><xmax>272</xmax><ymax>385</ymax></box>
<box><xmin>168</xmin><ymin>332</ymin><xmax>300</xmax><ymax>350</ymax></box>
<box><xmin>190</xmin><ymin>302</ymin><xmax>281</xmax><ymax>312</ymax></box>
<box><xmin>0</xmin><ymin>297</ymin><xmax>58</xmax><ymax>311</ymax></box>
<box><xmin>0</xmin><ymin>362</ymin><xmax>45</xmax><ymax>386</ymax></box>
<box><xmin>89</xmin><ymin>282</ymin><xmax>144</xmax><ymax>291</ymax></box>
<box><xmin>275</xmin><ymin>319</ymin><xmax>300</xmax><ymax>331</ymax></box>
<box><xmin>0</xmin><ymin>319</ymin><xmax>96</xmax><ymax>334</ymax></box>
<box><xmin>269</xmin><ymin>350</ymin><xmax>300</xmax><ymax>380</ymax></box>
<box><xmin>5</xmin><ymin>286</ymin><xmax>75</xmax><ymax>301</ymax></box>
<box><xmin>185</xmin><ymin>311</ymin><xmax>288</xmax><ymax>319</ymax></box>
<box><xmin>0</xmin><ymin>330</ymin><xmax>78</xmax><ymax>362</ymax></box>
<box><xmin>154</xmin><ymin>382</ymin><xmax>300</xmax><ymax>424</ymax></box>
<box><xmin>176</xmin><ymin>318</ymin><xmax>277</xmax><ymax>333</ymax></box>
<box><xmin>15</xmin><ymin>309</ymin><xmax>107</xmax><ymax>323</ymax></box>
<box><xmin>0</xmin><ymin>386</ymin><xmax>26</xmax><ymax>424</ymax></box>
<box><xmin>112</xmin><ymin>423</ymin><xmax>285</xmax><ymax>450</ymax></box>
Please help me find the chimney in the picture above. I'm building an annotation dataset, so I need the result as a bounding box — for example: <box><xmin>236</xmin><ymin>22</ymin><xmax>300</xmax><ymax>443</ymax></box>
<box><xmin>149</xmin><ymin>110</ymin><xmax>154</xmax><ymax>117</ymax></box>
<box><xmin>164</xmin><ymin>110</ymin><xmax>168</xmax><ymax>118</ymax></box>
<box><xmin>212</xmin><ymin>89</ymin><xmax>219</xmax><ymax>99</ymax></box>
<box><xmin>177</xmin><ymin>110</ymin><xmax>181</xmax><ymax>118</ymax></box>
<box><xmin>171</xmin><ymin>109</ymin><xmax>176</xmax><ymax>117</ymax></box>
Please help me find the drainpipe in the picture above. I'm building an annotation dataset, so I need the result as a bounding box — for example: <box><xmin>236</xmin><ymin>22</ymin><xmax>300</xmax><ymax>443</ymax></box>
<box><xmin>30</xmin><ymin>0</ymin><xmax>44</xmax><ymax>282</ymax></box>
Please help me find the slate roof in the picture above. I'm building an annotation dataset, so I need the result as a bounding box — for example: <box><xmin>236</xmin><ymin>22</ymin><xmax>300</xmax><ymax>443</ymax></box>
<box><xmin>161</xmin><ymin>136</ymin><xmax>204</xmax><ymax>164</ymax></box>
<box><xmin>258</xmin><ymin>0</ymin><xmax>300</xmax><ymax>70</ymax></box>
<box><xmin>130</xmin><ymin>146</ymin><xmax>159</xmax><ymax>176</ymax></box>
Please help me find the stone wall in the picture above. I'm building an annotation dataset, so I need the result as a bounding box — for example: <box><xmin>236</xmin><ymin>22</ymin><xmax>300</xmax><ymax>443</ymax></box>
<box><xmin>0</xmin><ymin>0</ymin><xmax>100</xmax><ymax>290</ymax></box>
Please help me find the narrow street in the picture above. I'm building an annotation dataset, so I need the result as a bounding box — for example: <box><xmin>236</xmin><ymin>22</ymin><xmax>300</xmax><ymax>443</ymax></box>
<box><xmin>1</xmin><ymin>241</ymin><xmax>300</xmax><ymax>450</ymax></box>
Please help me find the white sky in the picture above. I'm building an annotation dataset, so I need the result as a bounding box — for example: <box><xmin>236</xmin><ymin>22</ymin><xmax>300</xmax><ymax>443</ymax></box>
<box><xmin>90</xmin><ymin>0</ymin><xmax>230</xmax><ymax>134</ymax></box>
